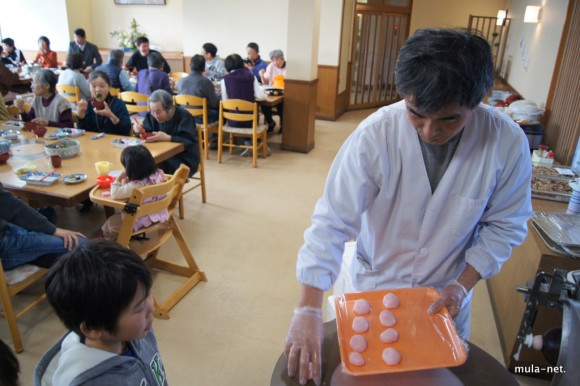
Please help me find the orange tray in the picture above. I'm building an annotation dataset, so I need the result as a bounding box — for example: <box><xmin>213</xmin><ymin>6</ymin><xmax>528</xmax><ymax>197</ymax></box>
<box><xmin>335</xmin><ymin>287</ymin><xmax>467</xmax><ymax>375</ymax></box>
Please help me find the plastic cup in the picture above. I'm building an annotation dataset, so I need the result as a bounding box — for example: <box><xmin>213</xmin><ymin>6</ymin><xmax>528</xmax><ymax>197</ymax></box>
<box><xmin>50</xmin><ymin>155</ymin><xmax>62</xmax><ymax>168</ymax></box>
<box><xmin>95</xmin><ymin>161</ymin><xmax>113</xmax><ymax>176</ymax></box>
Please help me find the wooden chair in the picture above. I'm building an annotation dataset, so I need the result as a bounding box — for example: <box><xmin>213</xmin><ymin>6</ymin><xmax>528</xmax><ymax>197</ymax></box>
<box><xmin>109</xmin><ymin>87</ymin><xmax>121</xmax><ymax>97</ymax></box>
<box><xmin>89</xmin><ymin>164</ymin><xmax>207</xmax><ymax>319</ymax></box>
<box><xmin>174</xmin><ymin>94</ymin><xmax>219</xmax><ymax>160</ymax></box>
<box><xmin>169</xmin><ymin>72</ymin><xmax>188</xmax><ymax>82</ymax></box>
<box><xmin>173</xmin><ymin>95</ymin><xmax>208</xmax><ymax>219</ymax></box>
<box><xmin>120</xmin><ymin>91</ymin><xmax>149</xmax><ymax>115</ymax></box>
<box><xmin>56</xmin><ymin>84</ymin><xmax>80</xmax><ymax>103</ymax></box>
<box><xmin>218</xmin><ymin>99</ymin><xmax>268</xmax><ymax>168</ymax></box>
<box><xmin>0</xmin><ymin>263</ymin><xmax>48</xmax><ymax>353</ymax></box>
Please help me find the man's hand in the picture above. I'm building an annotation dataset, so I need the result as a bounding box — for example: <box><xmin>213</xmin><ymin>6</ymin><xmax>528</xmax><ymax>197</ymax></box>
<box><xmin>53</xmin><ymin>228</ymin><xmax>85</xmax><ymax>250</ymax></box>
<box><xmin>428</xmin><ymin>281</ymin><xmax>467</xmax><ymax>317</ymax></box>
<box><xmin>77</xmin><ymin>99</ymin><xmax>88</xmax><ymax>118</ymax></box>
<box><xmin>285</xmin><ymin>307</ymin><xmax>324</xmax><ymax>385</ymax></box>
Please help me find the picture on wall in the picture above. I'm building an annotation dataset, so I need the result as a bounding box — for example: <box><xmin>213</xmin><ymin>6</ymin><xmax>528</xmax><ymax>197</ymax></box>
<box><xmin>114</xmin><ymin>0</ymin><xmax>166</xmax><ymax>5</ymax></box>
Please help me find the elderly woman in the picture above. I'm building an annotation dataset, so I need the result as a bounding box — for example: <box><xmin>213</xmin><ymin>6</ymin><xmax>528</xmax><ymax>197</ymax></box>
<box><xmin>77</xmin><ymin>71</ymin><xmax>131</xmax><ymax>135</ymax></box>
<box><xmin>57</xmin><ymin>52</ymin><xmax>91</xmax><ymax>100</ymax></box>
<box><xmin>133</xmin><ymin>90</ymin><xmax>199</xmax><ymax>176</ymax></box>
<box><xmin>136</xmin><ymin>52</ymin><xmax>172</xmax><ymax>96</ymax></box>
<box><xmin>34</xmin><ymin>36</ymin><xmax>58</xmax><ymax>69</ymax></box>
<box><xmin>17</xmin><ymin>69</ymin><xmax>73</xmax><ymax>128</ymax></box>
<box><xmin>259</xmin><ymin>49</ymin><xmax>286</xmax><ymax>133</ymax></box>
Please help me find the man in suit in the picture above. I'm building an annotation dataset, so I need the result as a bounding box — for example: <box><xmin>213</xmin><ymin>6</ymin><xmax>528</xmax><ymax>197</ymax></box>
<box><xmin>67</xmin><ymin>28</ymin><xmax>102</xmax><ymax>75</ymax></box>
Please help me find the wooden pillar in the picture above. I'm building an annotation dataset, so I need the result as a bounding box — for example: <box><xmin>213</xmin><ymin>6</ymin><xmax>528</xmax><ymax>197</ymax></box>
<box><xmin>282</xmin><ymin>0</ymin><xmax>321</xmax><ymax>153</ymax></box>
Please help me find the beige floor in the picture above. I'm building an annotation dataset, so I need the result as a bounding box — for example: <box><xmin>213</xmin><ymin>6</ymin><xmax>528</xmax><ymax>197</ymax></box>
<box><xmin>3</xmin><ymin>109</ymin><xmax>550</xmax><ymax>386</ymax></box>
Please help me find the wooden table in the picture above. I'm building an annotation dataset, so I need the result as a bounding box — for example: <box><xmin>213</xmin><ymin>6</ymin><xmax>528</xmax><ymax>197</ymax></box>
<box><xmin>0</xmin><ymin>124</ymin><xmax>183</xmax><ymax>207</ymax></box>
<box><xmin>259</xmin><ymin>94</ymin><xmax>284</xmax><ymax>107</ymax></box>
<box><xmin>271</xmin><ymin>322</ymin><xmax>519</xmax><ymax>386</ymax></box>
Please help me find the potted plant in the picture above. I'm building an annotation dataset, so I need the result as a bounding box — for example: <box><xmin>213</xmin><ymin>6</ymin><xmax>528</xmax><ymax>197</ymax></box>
<box><xmin>110</xmin><ymin>18</ymin><xmax>147</xmax><ymax>51</ymax></box>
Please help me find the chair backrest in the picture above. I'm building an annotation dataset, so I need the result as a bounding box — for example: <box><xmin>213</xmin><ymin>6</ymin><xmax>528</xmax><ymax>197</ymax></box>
<box><xmin>174</xmin><ymin>94</ymin><xmax>205</xmax><ymax>120</ymax></box>
<box><xmin>170</xmin><ymin>72</ymin><xmax>188</xmax><ymax>82</ymax></box>
<box><xmin>109</xmin><ymin>87</ymin><xmax>120</xmax><ymax>97</ymax></box>
<box><xmin>116</xmin><ymin>164</ymin><xmax>190</xmax><ymax>247</ymax></box>
<box><xmin>120</xmin><ymin>91</ymin><xmax>149</xmax><ymax>114</ymax></box>
<box><xmin>220</xmin><ymin>99</ymin><xmax>258</xmax><ymax>129</ymax></box>
<box><xmin>56</xmin><ymin>84</ymin><xmax>80</xmax><ymax>103</ymax></box>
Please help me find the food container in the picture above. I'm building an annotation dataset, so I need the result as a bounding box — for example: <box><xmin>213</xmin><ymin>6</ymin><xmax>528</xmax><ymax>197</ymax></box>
<box><xmin>0</xmin><ymin>139</ymin><xmax>12</xmax><ymax>153</ymax></box>
<box><xmin>0</xmin><ymin>152</ymin><xmax>10</xmax><ymax>164</ymax></box>
<box><xmin>44</xmin><ymin>140</ymin><xmax>81</xmax><ymax>158</ymax></box>
<box><xmin>96</xmin><ymin>175</ymin><xmax>115</xmax><ymax>188</ymax></box>
<box><xmin>1</xmin><ymin>130</ymin><xmax>19</xmax><ymax>140</ymax></box>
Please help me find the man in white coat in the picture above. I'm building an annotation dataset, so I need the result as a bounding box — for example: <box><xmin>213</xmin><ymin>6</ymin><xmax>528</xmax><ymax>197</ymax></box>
<box><xmin>285</xmin><ymin>28</ymin><xmax>532</xmax><ymax>385</ymax></box>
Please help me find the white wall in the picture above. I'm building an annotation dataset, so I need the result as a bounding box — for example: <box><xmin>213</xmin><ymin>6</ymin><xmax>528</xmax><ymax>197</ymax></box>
<box><xmin>500</xmin><ymin>0</ymin><xmax>568</xmax><ymax>107</ymax></box>
<box><xmin>90</xmin><ymin>0</ymin><xmax>184</xmax><ymax>52</ymax></box>
<box><xmin>182</xmin><ymin>0</ymin><xmax>289</xmax><ymax>60</ymax></box>
<box><xmin>318</xmin><ymin>0</ymin><xmax>343</xmax><ymax>65</ymax></box>
<box><xmin>0</xmin><ymin>0</ymin><xmax>70</xmax><ymax>52</ymax></box>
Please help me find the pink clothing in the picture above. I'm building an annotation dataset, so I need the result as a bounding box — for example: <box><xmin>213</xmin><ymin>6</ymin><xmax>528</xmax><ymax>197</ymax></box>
<box><xmin>262</xmin><ymin>63</ymin><xmax>287</xmax><ymax>86</ymax></box>
<box><xmin>107</xmin><ymin>168</ymin><xmax>169</xmax><ymax>233</ymax></box>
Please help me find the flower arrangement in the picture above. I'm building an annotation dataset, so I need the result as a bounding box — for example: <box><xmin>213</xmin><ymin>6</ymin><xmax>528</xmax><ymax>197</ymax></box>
<box><xmin>110</xmin><ymin>18</ymin><xmax>147</xmax><ymax>50</ymax></box>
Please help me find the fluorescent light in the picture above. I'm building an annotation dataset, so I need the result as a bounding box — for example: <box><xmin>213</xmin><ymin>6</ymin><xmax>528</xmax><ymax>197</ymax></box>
<box><xmin>524</xmin><ymin>6</ymin><xmax>541</xmax><ymax>23</ymax></box>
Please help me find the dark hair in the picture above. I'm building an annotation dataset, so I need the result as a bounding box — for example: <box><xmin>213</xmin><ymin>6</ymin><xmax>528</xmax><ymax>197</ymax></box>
<box><xmin>89</xmin><ymin>70</ymin><xmax>111</xmax><ymax>86</ymax></box>
<box><xmin>247</xmin><ymin>42</ymin><xmax>259</xmax><ymax>52</ymax></box>
<box><xmin>202</xmin><ymin>43</ymin><xmax>217</xmax><ymax>58</ymax></box>
<box><xmin>395</xmin><ymin>28</ymin><xmax>493</xmax><ymax>113</ymax></box>
<box><xmin>109</xmin><ymin>49</ymin><xmax>125</xmax><ymax>65</ymax></box>
<box><xmin>35</xmin><ymin>69</ymin><xmax>58</xmax><ymax>94</ymax></box>
<box><xmin>38</xmin><ymin>36</ymin><xmax>51</xmax><ymax>50</ymax></box>
<box><xmin>120</xmin><ymin>145</ymin><xmax>158</xmax><ymax>181</ymax></box>
<box><xmin>73</xmin><ymin>28</ymin><xmax>86</xmax><ymax>38</ymax></box>
<box><xmin>0</xmin><ymin>339</ymin><xmax>19</xmax><ymax>386</ymax></box>
<box><xmin>66</xmin><ymin>52</ymin><xmax>84</xmax><ymax>70</ymax></box>
<box><xmin>135</xmin><ymin>36</ymin><xmax>149</xmax><ymax>47</ymax></box>
<box><xmin>224</xmin><ymin>54</ymin><xmax>244</xmax><ymax>73</ymax></box>
<box><xmin>190</xmin><ymin>54</ymin><xmax>205</xmax><ymax>73</ymax></box>
<box><xmin>147</xmin><ymin>51</ymin><xmax>164</xmax><ymax>69</ymax></box>
<box><xmin>45</xmin><ymin>240</ymin><xmax>152</xmax><ymax>337</ymax></box>
<box><xmin>1</xmin><ymin>38</ymin><xmax>15</xmax><ymax>48</ymax></box>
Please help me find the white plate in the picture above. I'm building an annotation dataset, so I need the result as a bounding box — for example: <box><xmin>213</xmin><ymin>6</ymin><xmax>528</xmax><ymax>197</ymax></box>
<box><xmin>112</xmin><ymin>138</ymin><xmax>144</xmax><ymax>148</ymax></box>
<box><xmin>63</xmin><ymin>173</ymin><xmax>88</xmax><ymax>185</ymax></box>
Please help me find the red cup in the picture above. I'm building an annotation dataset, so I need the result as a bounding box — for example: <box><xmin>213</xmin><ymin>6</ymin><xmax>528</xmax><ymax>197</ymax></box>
<box><xmin>50</xmin><ymin>155</ymin><xmax>62</xmax><ymax>168</ymax></box>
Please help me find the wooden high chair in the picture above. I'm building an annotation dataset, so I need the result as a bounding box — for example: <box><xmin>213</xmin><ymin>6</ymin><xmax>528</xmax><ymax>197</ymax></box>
<box><xmin>89</xmin><ymin>164</ymin><xmax>207</xmax><ymax>319</ymax></box>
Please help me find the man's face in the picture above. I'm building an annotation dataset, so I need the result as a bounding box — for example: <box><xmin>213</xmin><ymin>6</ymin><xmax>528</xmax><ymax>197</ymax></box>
<box><xmin>201</xmin><ymin>49</ymin><xmax>212</xmax><ymax>61</ymax></box>
<box><xmin>247</xmin><ymin>47</ymin><xmax>258</xmax><ymax>61</ymax></box>
<box><xmin>74</xmin><ymin>35</ymin><xmax>86</xmax><ymax>46</ymax></box>
<box><xmin>139</xmin><ymin>42</ymin><xmax>150</xmax><ymax>56</ymax></box>
<box><xmin>404</xmin><ymin>96</ymin><xmax>472</xmax><ymax>145</ymax></box>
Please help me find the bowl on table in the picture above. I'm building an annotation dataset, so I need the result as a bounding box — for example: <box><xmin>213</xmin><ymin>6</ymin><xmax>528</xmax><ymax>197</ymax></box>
<box><xmin>23</xmin><ymin>121</ymin><xmax>37</xmax><ymax>132</ymax></box>
<box><xmin>1</xmin><ymin>130</ymin><xmax>19</xmax><ymax>140</ymax></box>
<box><xmin>0</xmin><ymin>139</ymin><xmax>12</xmax><ymax>153</ymax></box>
<box><xmin>96</xmin><ymin>175</ymin><xmax>115</xmax><ymax>189</ymax></box>
<box><xmin>44</xmin><ymin>140</ymin><xmax>81</xmax><ymax>159</ymax></box>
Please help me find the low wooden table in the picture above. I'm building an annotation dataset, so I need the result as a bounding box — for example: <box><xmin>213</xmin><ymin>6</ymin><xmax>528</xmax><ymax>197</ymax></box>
<box><xmin>271</xmin><ymin>322</ymin><xmax>519</xmax><ymax>386</ymax></box>
<box><xmin>0</xmin><ymin>124</ymin><xmax>183</xmax><ymax>207</ymax></box>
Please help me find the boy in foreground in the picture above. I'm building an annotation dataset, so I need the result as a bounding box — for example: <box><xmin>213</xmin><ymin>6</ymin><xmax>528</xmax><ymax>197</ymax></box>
<box><xmin>34</xmin><ymin>240</ymin><xmax>168</xmax><ymax>386</ymax></box>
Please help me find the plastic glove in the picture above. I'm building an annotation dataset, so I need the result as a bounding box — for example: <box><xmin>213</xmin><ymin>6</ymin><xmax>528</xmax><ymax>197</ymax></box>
<box><xmin>284</xmin><ymin>306</ymin><xmax>324</xmax><ymax>385</ymax></box>
<box><xmin>428</xmin><ymin>280</ymin><xmax>468</xmax><ymax>317</ymax></box>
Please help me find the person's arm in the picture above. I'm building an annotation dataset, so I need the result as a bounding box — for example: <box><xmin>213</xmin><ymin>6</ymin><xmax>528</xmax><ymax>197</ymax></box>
<box><xmin>20</xmin><ymin>107</ymin><xmax>36</xmax><ymax>122</ymax></box>
<box><xmin>18</xmin><ymin>50</ymin><xmax>27</xmax><ymax>65</ymax></box>
<box><xmin>220</xmin><ymin>79</ymin><xmax>228</xmax><ymax>101</ymax></box>
<box><xmin>67</xmin><ymin>42</ymin><xmax>74</xmax><ymax>56</ymax></box>
<box><xmin>111</xmin><ymin>180</ymin><xmax>144</xmax><ymax>200</ymax></box>
<box><xmin>202</xmin><ymin>79</ymin><xmax>220</xmax><ymax>109</ymax></box>
<box><xmin>92</xmin><ymin>44</ymin><xmax>103</xmax><ymax>68</ymax></box>
<box><xmin>254</xmin><ymin>78</ymin><xmax>266</xmax><ymax>101</ymax></box>
<box><xmin>125</xmin><ymin>52</ymin><xmax>136</xmax><ymax>71</ymax></box>
<box><xmin>0</xmin><ymin>185</ymin><xmax>57</xmax><ymax>235</ymax></box>
<box><xmin>46</xmin><ymin>108</ymin><xmax>74</xmax><ymax>128</ymax></box>
<box><xmin>119</xmin><ymin>69</ymin><xmax>134</xmax><ymax>91</ymax></box>
<box><xmin>47</xmin><ymin>51</ymin><xmax>58</xmax><ymax>68</ymax></box>
<box><xmin>161</xmin><ymin>74</ymin><xmax>173</xmax><ymax>94</ymax></box>
<box><xmin>162</xmin><ymin>56</ymin><xmax>171</xmax><ymax>74</ymax></box>
<box><xmin>109</xmin><ymin>98</ymin><xmax>132</xmax><ymax>135</ymax></box>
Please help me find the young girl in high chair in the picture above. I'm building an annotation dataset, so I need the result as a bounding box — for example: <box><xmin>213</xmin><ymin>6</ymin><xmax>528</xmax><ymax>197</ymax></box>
<box><xmin>101</xmin><ymin>145</ymin><xmax>169</xmax><ymax>239</ymax></box>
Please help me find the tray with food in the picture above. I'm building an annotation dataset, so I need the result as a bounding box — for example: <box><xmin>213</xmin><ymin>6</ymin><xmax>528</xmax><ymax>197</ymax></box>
<box><xmin>532</xmin><ymin>165</ymin><xmax>576</xmax><ymax>181</ymax></box>
<box><xmin>18</xmin><ymin>171</ymin><xmax>61</xmax><ymax>186</ymax></box>
<box><xmin>531</xmin><ymin>176</ymin><xmax>573</xmax><ymax>202</ymax></box>
<box><xmin>334</xmin><ymin>288</ymin><xmax>467</xmax><ymax>376</ymax></box>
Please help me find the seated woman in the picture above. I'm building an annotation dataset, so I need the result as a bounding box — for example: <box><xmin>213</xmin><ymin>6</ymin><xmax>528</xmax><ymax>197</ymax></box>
<box><xmin>136</xmin><ymin>52</ymin><xmax>172</xmax><ymax>96</ymax></box>
<box><xmin>259</xmin><ymin>49</ymin><xmax>286</xmax><ymax>133</ymax></box>
<box><xmin>220</xmin><ymin>53</ymin><xmax>265</xmax><ymax>128</ymax></box>
<box><xmin>57</xmin><ymin>53</ymin><xmax>91</xmax><ymax>101</ymax></box>
<box><xmin>133</xmin><ymin>89</ymin><xmax>199</xmax><ymax>177</ymax></box>
<box><xmin>17</xmin><ymin>69</ymin><xmax>74</xmax><ymax>128</ymax></box>
<box><xmin>77</xmin><ymin>71</ymin><xmax>131</xmax><ymax>136</ymax></box>
<box><xmin>33</xmin><ymin>36</ymin><xmax>58</xmax><ymax>69</ymax></box>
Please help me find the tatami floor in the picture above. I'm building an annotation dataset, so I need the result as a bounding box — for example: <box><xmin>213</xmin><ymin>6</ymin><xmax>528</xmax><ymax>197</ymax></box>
<box><xmin>2</xmin><ymin>109</ymin><xmax>549</xmax><ymax>385</ymax></box>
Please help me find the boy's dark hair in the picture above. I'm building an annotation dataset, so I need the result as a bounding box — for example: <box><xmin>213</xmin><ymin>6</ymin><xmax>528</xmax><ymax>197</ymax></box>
<box><xmin>224</xmin><ymin>54</ymin><xmax>244</xmax><ymax>73</ymax></box>
<box><xmin>66</xmin><ymin>52</ymin><xmax>84</xmax><ymax>70</ymax></box>
<box><xmin>247</xmin><ymin>42</ymin><xmax>259</xmax><ymax>52</ymax></box>
<box><xmin>202</xmin><ymin>43</ymin><xmax>217</xmax><ymax>58</ymax></box>
<box><xmin>395</xmin><ymin>28</ymin><xmax>493</xmax><ymax>113</ymax></box>
<box><xmin>45</xmin><ymin>240</ymin><xmax>152</xmax><ymax>337</ymax></box>
<box><xmin>121</xmin><ymin>145</ymin><xmax>158</xmax><ymax>181</ymax></box>
<box><xmin>190</xmin><ymin>54</ymin><xmax>205</xmax><ymax>73</ymax></box>
<box><xmin>0</xmin><ymin>338</ymin><xmax>19</xmax><ymax>386</ymax></box>
<box><xmin>73</xmin><ymin>28</ymin><xmax>86</xmax><ymax>38</ymax></box>
<box><xmin>89</xmin><ymin>70</ymin><xmax>111</xmax><ymax>86</ymax></box>
<box><xmin>136</xmin><ymin>36</ymin><xmax>149</xmax><ymax>47</ymax></box>
<box><xmin>1</xmin><ymin>38</ymin><xmax>15</xmax><ymax>48</ymax></box>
